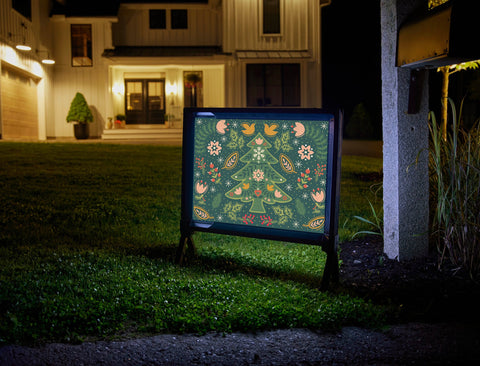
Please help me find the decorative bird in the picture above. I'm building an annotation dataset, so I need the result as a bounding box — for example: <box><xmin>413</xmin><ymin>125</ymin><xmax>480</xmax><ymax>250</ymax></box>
<box><xmin>264</xmin><ymin>123</ymin><xmax>278</xmax><ymax>136</ymax></box>
<box><xmin>242</xmin><ymin>183</ymin><xmax>250</xmax><ymax>190</ymax></box>
<box><xmin>267</xmin><ymin>184</ymin><xmax>274</xmax><ymax>191</ymax></box>
<box><xmin>241</xmin><ymin>123</ymin><xmax>255</xmax><ymax>135</ymax></box>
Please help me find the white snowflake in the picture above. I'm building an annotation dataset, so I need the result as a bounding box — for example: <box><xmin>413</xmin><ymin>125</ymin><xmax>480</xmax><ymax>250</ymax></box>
<box><xmin>211</xmin><ymin>186</ymin><xmax>216</xmax><ymax>193</ymax></box>
<box><xmin>293</xmin><ymin>139</ymin><xmax>299</xmax><ymax>145</ymax></box>
<box><xmin>196</xmin><ymin>119</ymin><xmax>203</xmax><ymax>125</ymax></box>
<box><xmin>321</xmin><ymin>122</ymin><xmax>328</xmax><ymax>130</ymax></box>
<box><xmin>218</xmin><ymin>215</ymin><xmax>223</xmax><ymax>221</ymax></box>
<box><xmin>282</xmin><ymin>123</ymin><xmax>289</xmax><ymax>130</ymax></box>
<box><xmin>225</xmin><ymin>180</ymin><xmax>232</xmax><ymax>187</ymax></box>
<box><xmin>320</xmin><ymin>179</ymin><xmax>326</xmax><ymax>186</ymax></box>
<box><xmin>295</xmin><ymin>160</ymin><xmax>303</xmax><ymax>168</ymax></box>
<box><xmin>253</xmin><ymin>147</ymin><xmax>265</xmax><ymax>162</ymax></box>
<box><xmin>195</xmin><ymin>171</ymin><xmax>201</xmax><ymax>178</ymax></box>
<box><xmin>302</xmin><ymin>192</ymin><xmax>309</xmax><ymax>200</ymax></box>
<box><xmin>218</xmin><ymin>156</ymin><xmax>224</xmax><ymax>163</ymax></box>
<box><xmin>285</xmin><ymin>184</ymin><xmax>292</xmax><ymax>191</ymax></box>
<box><xmin>221</xmin><ymin>136</ymin><xmax>227</xmax><ymax>142</ymax></box>
<box><xmin>293</xmin><ymin>221</ymin><xmax>299</xmax><ymax>228</ymax></box>
<box><xmin>231</xmin><ymin>121</ymin><xmax>238</xmax><ymax>128</ymax></box>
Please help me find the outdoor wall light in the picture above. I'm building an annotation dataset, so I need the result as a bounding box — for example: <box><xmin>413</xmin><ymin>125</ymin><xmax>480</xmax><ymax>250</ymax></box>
<box><xmin>112</xmin><ymin>83</ymin><xmax>125</xmax><ymax>95</ymax></box>
<box><xmin>37</xmin><ymin>50</ymin><xmax>55</xmax><ymax>65</ymax></box>
<box><xmin>9</xmin><ymin>23</ymin><xmax>32</xmax><ymax>52</ymax></box>
<box><xmin>15</xmin><ymin>41</ymin><xmax>31</xmax><ymax>51</ymax></box>
<box><xmin>166</xmin><ymin>82</ymin><xmax>178</xmax><ymax>95</ymax></box>
<box><xmin>8</xmin><ymin>32</ymin><xmax>31</xmax><ymax>51</ymax></box>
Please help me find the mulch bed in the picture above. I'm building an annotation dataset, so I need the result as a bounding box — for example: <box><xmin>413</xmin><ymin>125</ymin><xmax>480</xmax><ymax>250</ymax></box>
<box><xmin>338</xmin><ymin>236</ymin><xmax>480</xmax><ymax>324</ymax></box>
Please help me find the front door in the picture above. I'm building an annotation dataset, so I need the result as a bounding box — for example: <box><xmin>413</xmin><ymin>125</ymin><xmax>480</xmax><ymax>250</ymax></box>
<box><xmin>125</xmin><ymin>79</ymin><xmax>165</xmax><ymax>124</ymax></box>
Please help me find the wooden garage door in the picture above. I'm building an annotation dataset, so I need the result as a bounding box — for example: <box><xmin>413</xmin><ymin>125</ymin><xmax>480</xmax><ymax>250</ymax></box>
<box><xmin>1</xmin><ymin>66</ymin><xmax>38</xmax><ymax>139</ymax></box>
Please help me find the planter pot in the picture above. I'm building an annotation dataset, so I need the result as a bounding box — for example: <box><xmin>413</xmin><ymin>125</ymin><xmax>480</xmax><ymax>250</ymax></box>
<box><xmin>74</xmin><ymin>123</ymin><xmax>89</xmax><ymax>140</ymax></box>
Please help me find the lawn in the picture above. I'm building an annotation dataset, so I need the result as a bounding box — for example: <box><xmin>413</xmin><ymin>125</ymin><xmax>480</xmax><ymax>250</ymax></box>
<box><xmin>0</xmin><ymin>142</ymin><xmax>383</xmax><ymax>345</ymax></box>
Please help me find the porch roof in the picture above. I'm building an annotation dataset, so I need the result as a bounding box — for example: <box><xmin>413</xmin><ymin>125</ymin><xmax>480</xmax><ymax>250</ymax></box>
<box><xmin>236</xmin><ymin>51</ymin><xmax>312</xmax><ymax>59</ymax></box>
<box><xmin>102</xmin><ymin>46</ymin><xmax>226</xmax><ymax>58</ymax></box>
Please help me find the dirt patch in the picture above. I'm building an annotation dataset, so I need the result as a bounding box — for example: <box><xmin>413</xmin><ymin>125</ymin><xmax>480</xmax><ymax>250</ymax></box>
<box><xmin>1</xmin><ymin>237</ymin><xmax>480</xmax><ymax>365</ymax></box>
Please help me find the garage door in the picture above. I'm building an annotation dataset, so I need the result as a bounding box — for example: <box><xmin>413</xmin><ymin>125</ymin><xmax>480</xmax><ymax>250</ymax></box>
<box><xmin>1</xmin><ymin>65</ymin><xmax>38</xmax><ymax>139</ymax></box>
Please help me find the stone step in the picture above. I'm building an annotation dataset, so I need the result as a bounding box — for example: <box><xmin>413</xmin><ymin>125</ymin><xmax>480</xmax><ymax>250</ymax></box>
<box><xmin>102</xmin><ymin>128</ymin><xmax>182</xmax><ymax>141</ymax></box>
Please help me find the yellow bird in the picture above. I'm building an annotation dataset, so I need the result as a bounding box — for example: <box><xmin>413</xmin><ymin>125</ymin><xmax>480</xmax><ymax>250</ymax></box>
<box><xmin>241</xmin><ymin>123</ymin><xmax>255</xmax><ymax>135</ymax></box>
<box><xmin>267</xmin><ymin>184</ymin><xmax>274</xmax><ymax>191</ymax></box>
<box><xmin>264</xmin><ymin>123</ymin><xmax>278</xmax><ymax>136</ymax></box>
<box><xmin>242</xmin><ymin>183</ymin><xmax>250</xmax><ymax>190</ymax></box>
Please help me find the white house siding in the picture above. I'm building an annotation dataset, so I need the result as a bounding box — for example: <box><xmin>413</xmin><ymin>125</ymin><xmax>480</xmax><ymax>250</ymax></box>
<box><xmin>222</xmin><ymin>0</ymin><xmax>324</xmax><ymax>108</ymax></box>
<box><xmin>222</xmin><ymin>0</ymin><xmax>311</xmax><ymax>52</ymax></box>
<box><xmin>50</xmin><ymin>18</ymin><xmax>115</xmax><ymax>138</ymax></box>
<box><xmin>112</xmin><ymin>4</ymin><xmax>221</xmax><ymax>47</ymax></box>
<box><xmin>0</xmin><ymin>0</ymin><xmax>54</xmax><ymax>140</ymax></box>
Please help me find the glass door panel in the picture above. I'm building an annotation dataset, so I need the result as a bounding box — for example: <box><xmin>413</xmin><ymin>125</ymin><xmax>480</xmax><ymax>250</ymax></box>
<box><xmin>125</xmin><ymin>79</ymin><xmax>165</xmax><ymax>124</ymax></box>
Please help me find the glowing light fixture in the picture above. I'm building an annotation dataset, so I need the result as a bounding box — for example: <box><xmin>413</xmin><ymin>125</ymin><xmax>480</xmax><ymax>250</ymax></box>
<box><xmin>36</xmin><ymin>49</ymin><xmax>55</xmax><ymax>65</ymax></box>
<box><xmin>41</xmin><ymin>54</ymin><xmax>55</xmax><ymax>64</ymax></box>
<box><xmin>16</xmin><ymin>42</ymin><xmax>31</xmax><ymax>51</ymax></box>
<box><xmin>11</xmin><ymin>23</ymin><xmax>32</xmax><ymax>51</ymax></box>
<box><xmin>166</xmin><ymin>82</ymin><xmax>178</xmax><ymax>95</ymax></box>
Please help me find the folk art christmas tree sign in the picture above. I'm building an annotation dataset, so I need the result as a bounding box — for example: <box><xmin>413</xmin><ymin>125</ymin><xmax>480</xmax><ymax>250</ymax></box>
<box><xmin>178</xmin><ymin>108</ymin><xmax>342</xmax><ymax>288</ymax></box>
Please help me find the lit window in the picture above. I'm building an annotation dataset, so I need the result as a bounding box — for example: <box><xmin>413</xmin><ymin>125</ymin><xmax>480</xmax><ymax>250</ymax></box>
<box><xmin>150</xmin><ymin>9</ymin><xmax>166</xmax><ymax>29</ymax></box>
<box><xmin>71</xmin><ymin>25</ymin><xmax>92</xmax><ymax>67</ymax></box>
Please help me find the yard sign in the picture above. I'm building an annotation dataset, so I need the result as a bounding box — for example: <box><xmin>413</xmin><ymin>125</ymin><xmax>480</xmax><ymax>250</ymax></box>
<box><xmin>178</xmin><ymin>108</ymin><xmax>342</xmax><ymax>288</ymax></box>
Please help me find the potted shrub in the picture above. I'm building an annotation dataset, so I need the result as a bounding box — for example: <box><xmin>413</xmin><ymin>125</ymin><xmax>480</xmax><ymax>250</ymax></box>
<box><xmin>66</xmin><ymin>92</ymin><xmax>93</xmax><ymax>139</ymax></box>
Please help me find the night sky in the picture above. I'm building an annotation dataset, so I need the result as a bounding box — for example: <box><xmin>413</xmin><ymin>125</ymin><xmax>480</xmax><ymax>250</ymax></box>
<box><xmin>322</xmin><ymin>0</ymin><xmax>382</xmax><ymax>139</ymax></box>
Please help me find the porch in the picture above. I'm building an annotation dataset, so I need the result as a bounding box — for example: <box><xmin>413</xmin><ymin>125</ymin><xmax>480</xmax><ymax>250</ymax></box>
<box><xmin>101</xmin><ymin>125</ymin><xmax>182</xmax><ymax>144</ymax></box>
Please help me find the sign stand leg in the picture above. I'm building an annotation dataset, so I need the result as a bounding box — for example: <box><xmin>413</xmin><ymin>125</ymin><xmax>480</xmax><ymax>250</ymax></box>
<box><xmin>176</xmin><ymin>234</ymin><xmax>197</xmax><ymax>264</ymax></box>
<box><xmin>320</xmin><ymin>245</ymin><xmax>339</xmax><ymax>291</ymax></box>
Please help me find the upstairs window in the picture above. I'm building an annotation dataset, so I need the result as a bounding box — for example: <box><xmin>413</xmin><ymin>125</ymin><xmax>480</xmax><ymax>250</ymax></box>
<box><xmin>71</xmin><ymin>24</ymin><xmax>92</xmax><ymax>67</ymax></box>
<box><xmin>171</xmin><ymin>9</ymin><xmax>188</xmax><ymax>29</ymax></box>
<box><xmin>262</xmin><ymin>0</ymin><xmax>281</xmax><ymax>34</ymax></box>
<box><xmin>12</xmin><ymin>0</ymin><xmax>31</xmax><ymax>20</ymax></box>
<box><xmin>149</xmin><ymin>9</ymin><xmax>166</xmax><ymax>29</ymax></box>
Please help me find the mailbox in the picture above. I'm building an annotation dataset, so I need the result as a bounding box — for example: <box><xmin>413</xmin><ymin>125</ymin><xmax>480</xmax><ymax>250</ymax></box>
<box><xmin>397</xmin><ymin>1</ymin><xmax>480</xmax><ymax>68</ymax></box>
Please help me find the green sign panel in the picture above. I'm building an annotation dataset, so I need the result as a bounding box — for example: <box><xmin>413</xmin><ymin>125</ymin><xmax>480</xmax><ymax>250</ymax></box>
<box><xmin>191</xmin><ymin>116</ymin><xmax>330</xmax><ymax>233</ymax></box>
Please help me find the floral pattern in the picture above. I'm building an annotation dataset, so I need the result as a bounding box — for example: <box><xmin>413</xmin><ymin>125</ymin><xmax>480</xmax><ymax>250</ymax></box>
<box><xmin>192</xmin><ymin>117</ymin><xmax>331</xmax><ymax>233</ymax></box>
<box><xmin>252</xmin><ymin>169</ymin><xmax>264</xmax><ymax>182</ymax></box>
<box><xmin>298</xmin><ymin>144</ymin><xmax>314</xmax><ymax>160</ymax></box>
<box><xmin>207</xmin><ymin>140</ymin><xmax>222</xmax><ymax>156</ymax></box>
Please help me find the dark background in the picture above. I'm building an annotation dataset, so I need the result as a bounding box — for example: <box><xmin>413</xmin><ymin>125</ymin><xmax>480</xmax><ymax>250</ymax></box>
<box><xmin>322</xmin><ymin>0</ymin><xmax>382</xmax><ymax>140</ymax></box>
<box><xmin>321</xmin><ymin>0</ymin><xmax>480</xmax><ymax>139</ymax></box>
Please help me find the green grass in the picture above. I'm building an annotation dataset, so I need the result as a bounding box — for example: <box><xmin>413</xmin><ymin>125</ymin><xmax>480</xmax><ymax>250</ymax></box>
<box><xmin>0</xmin><ymin>142</ymin><xmax>383</xmax><ymax>345</ymax></box>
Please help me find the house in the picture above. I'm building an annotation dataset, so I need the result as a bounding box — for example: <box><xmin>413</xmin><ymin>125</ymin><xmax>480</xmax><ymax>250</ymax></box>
<box><xmin>0</xmin><ymin>0</ymin><xmax>330</xmax><ymax>142</ymax></box>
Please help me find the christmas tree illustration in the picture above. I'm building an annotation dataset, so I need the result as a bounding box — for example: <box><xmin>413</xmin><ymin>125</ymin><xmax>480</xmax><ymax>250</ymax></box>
<box><xmin>225</xmin><ymin>132</ymin><xmax>292</xmax><ymax>213</ymax></box>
